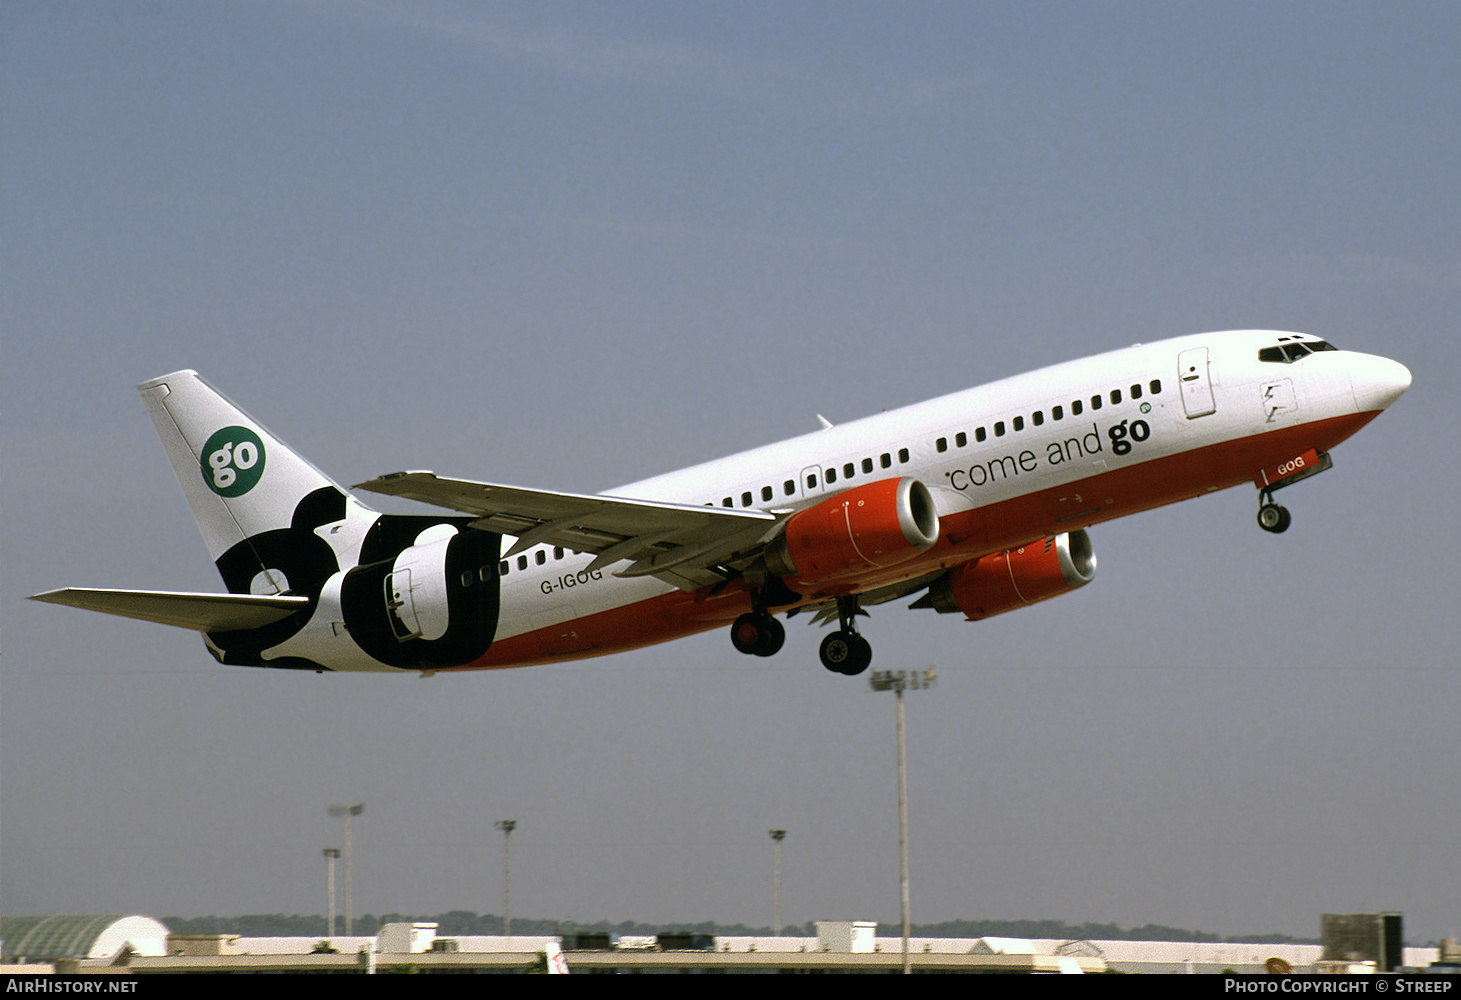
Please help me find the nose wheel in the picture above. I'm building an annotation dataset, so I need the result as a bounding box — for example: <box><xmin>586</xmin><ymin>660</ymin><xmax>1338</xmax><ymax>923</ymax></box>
<box><xmin>1256</xmin><ymin>490</ymin><xmax>1291</xmax><ymax>534</ymax></box>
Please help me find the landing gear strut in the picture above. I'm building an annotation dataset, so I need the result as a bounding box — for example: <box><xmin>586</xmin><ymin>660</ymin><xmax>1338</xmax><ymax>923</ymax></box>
<box><xmin>819</xmin><ymin>596</ymin><xmax>872</xmax><ymax>676</ymax></box>
<box><xmin>1256</xmin><ymin>490</ymin><xmax>1291</xmax><ymax>534</ymax></box>
<box><xmin>1253</xmin><ymin>450</ymin><xmax>1332</xmax><ymax>535</ymax></box>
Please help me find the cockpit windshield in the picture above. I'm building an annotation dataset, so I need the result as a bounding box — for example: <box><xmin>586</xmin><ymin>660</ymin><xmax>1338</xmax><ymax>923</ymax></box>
<box><xmin>1258</xmin><ymin>339</ymin><xmax>1338</xmax><ymax>364</ymax></box>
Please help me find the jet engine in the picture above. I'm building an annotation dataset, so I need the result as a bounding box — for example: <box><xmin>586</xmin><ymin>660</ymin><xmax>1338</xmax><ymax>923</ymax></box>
<box><xmin>766</xmin><ymin>477</ymin><xmax>939</xmax><ymax>584</ymax></box>
<box><xmin>918</xmin><ymin>530</ymin><xmax>1096</xmax><ymax>620</ymax></box>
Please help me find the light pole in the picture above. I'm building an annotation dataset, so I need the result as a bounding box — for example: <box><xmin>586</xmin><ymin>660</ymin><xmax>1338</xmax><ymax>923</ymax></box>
<box><xmin>769</xmin><ymin>829</ymin><xmax>786</xmax><ymax>935</ymax></box>
<box><xmin>869</xmin><ymin>667</ymin><xmax>936</xmax><ymax>975</ymax></box>
<box><xmin>495</xmin><ymin>819</ymin><xmax>517</xmax><ymax>935</ymax></box>
<box><xmin>323</xmin><ymin>848</ymin><xmax>341</xmax><ymax>937</ymax></box>
<box><xmin>329</xmin><ymin>803</ymin><xmax>364</xmax><ymax>936</ymax></box>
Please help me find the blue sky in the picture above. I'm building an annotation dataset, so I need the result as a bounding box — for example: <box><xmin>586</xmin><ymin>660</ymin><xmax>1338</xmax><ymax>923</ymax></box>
<box><xmin>4</xmin><ymin>1</ymin><xmax>1458</xmax><ymax>940</ymax></box>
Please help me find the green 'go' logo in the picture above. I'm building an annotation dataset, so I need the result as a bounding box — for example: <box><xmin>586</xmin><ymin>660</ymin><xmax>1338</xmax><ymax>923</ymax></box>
<box><xmin>201</xmin><ymin>426</ymin><xmax>266</xmax><ymax>497</ymax></box>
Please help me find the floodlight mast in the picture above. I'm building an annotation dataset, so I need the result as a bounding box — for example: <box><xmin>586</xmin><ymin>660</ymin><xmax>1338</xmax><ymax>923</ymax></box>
<box><xmin>329</xmin><ymin>804</ymin><xmax>364</xmax><ymax>936</ymax></box>
<box><xmin>868</xmin><ymin>667</ymin><xmax>937</xmax><ymax>975</ymax></box>
<box><xmin>322</xmin><ymin>847</ymin><xmax>341</xmax><ymax>937</ymax></box>
<box><xmin>769</xmin><ymin>829</ymin><xmax>787</xmax><ymax>935</ymax></box>
<box><xmin>495</xmin><ymin>819</ymin><xmax>517</xmax><ymax>935</ymax></box>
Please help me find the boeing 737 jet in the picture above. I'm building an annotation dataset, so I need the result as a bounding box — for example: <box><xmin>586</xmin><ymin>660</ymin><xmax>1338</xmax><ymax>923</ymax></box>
<box><xmin>32</xmin><ymin>331</ymin><xmax>1410</xmax><ymax>676</ymax></box>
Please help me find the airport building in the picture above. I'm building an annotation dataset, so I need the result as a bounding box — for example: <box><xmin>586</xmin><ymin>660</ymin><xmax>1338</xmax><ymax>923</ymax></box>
<box><xmin>3</xmin><ymin>914</ymin><xmax>1455</xmax><ymax>974</ymax></box>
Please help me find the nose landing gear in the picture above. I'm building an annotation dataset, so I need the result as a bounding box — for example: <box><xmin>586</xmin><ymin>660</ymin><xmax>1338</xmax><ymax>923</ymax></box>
<box><xmin>1253</xmin><ymin>449</ymin><xmax>1332</xmax><ymax>535</ymax></box>
<box><xmin>1257</xmin><ymin>494</ymin><xmax>1291</xmax><ymax>534</ymax></box>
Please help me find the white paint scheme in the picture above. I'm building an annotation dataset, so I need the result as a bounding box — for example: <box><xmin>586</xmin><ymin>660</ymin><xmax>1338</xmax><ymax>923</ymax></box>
<box><xmin>31</xmin><ymin>331</ymin><xmax>1409</xmax><ymax>676</ymax></box>
<box><xmin>421</xmin><ymin>330</ymin><xmax>1406</xmax><ymax>645</ymax></box>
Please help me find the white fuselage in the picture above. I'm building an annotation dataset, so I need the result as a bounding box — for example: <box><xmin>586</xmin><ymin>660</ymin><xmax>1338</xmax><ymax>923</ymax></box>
<box><xmin>475</xmin><ymin>330</ymin><xmax>1407</xmax><ymax>668</ymax></box>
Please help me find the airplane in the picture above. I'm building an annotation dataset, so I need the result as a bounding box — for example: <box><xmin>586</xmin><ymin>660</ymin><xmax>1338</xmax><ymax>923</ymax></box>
<box><xmin>31</xmin><ymin>330</ymin><xmax>1410</xmax><ymax>677</ymax></box>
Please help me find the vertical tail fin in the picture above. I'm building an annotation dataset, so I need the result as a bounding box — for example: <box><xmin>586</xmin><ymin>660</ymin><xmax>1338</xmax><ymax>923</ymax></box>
<box><xmin>140</xmin><ymin>371</ymin><xmax>373</xmax><ymax>593</ymax></box>
<box><xmin>35</xmin><ymin>371</ymin><xmax>498</xmax><ymax>672</ymax></box>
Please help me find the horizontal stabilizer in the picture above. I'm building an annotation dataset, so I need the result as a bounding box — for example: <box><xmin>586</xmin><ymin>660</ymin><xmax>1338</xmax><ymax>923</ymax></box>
<box><xmin>30</xmin><ymin>588</ymin><xmax>309</xmax><ymax>632</ymax></box>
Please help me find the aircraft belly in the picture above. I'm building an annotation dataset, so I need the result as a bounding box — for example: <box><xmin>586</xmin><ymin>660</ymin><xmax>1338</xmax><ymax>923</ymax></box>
<box><xmin>959</xmin><ymin>409</ymin><xmax>1378</xmax><ymax>555</ymax></box>
<box><xmin>465</xmin><ymin>589</ymin><xmax>720</xmax><ymax>669</ymax></box>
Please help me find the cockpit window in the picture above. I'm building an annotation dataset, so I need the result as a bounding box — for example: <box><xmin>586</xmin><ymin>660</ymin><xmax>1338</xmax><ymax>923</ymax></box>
<box><xmin>1260</xmin><ymin>339</ymin><xmax>1339</xmax><ymax>364</ymax></box>
<box><xmin>1263</xmin><ymin>344</ymin><xmax>1305</xmax><ymax>362</ymax></box>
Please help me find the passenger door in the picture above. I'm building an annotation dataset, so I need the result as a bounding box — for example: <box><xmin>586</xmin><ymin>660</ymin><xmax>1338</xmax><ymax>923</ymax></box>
<box><xmin>1178</xmin><ymin>347</ymin><xmax>1216</xmax><ymax>418</ymax></box>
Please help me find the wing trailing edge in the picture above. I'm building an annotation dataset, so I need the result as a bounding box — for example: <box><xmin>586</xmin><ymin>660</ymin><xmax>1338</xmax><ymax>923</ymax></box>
<box><xmin>354</xmin><ymin>470</ymin><xmax>779</xmax><ymax>589</ymax></box>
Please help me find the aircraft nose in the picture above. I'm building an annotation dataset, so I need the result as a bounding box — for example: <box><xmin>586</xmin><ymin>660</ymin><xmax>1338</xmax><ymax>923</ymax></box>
<box><xmin>1350</xmin><ymin>354</ymin><xmax>1412</xmax><ymax>413</ymax></box>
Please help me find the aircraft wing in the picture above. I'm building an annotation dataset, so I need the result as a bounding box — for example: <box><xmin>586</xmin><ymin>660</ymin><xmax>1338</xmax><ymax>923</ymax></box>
<box><xmin>30</xmin><ymin>588</ymin><xmax>309</xmax><ymax>632</ymax></box>
<box><xmin>354</xmin><ymin>471</ymin><xmax>780</xmax><ymax>590</ymax></box>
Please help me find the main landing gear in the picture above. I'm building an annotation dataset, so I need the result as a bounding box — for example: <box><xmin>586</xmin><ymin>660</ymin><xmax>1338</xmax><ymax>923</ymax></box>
<box><xmin>818</xmin><ymin>596</ymin><xmax>872</xmax><ymax>676</ymax></box>
<box><xmin>727</xmin><ymin>590</ymin><xmax>872</xmax><ymax>676</ymax></box>
<box><xmin>730</xmin><ymin>611</ymin><xmax>785</xmax><ymax>657</ymax></box>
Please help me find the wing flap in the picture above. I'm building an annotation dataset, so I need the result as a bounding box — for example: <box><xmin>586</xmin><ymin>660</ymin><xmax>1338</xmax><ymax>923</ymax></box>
<box><xmin>30</xmin><ymin>588</ymin><xmax>309</xmax><ymax>632</ymax></box>
<box><xmin>354</xmin><ymin>471</ymin><xmax>779</xmax><ymax>589</ymax></box>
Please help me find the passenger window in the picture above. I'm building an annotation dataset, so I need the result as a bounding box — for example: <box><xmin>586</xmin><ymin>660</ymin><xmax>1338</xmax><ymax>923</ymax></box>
<box><xmin>535</xmin><ymin>550</ymin><xmax>545</xmax><ymax>565</ymax></box>
<box><xmin>741</xmin><ymin>491</ymin><xmax>752</xmax><ymax>506</ymax></box>
<box><xmin>1013</xmin><ymin>415</ymin><xmax>1024</xmax><ymax>431</ymax></box>
<box><xmin>825</xmin><ymin>468</ymin><xmax>837</xmax><ymax>484</ymax></box>
<box><xmin>1072</xmin><ymin>399</ymin><xmax>1083</xmax><ymax>415</ymax></box>
<box><xmin>880</xmin><ymin>453</ymin><xmax>892</xmax><ymax>469</ymax></box>
<box><xmin>994</xmin><ymin>421</ymin><xmax>1005</xmax><ymax>436</ymax></box>
<box><xmin>1130</xmin><ymin>383</ymin><xmax>1142</xmax><ymax>399</ymax></box>
<box><xmin>762</xmin><ymin>486</ymin><xmax>773</xmax><ymax>502</ymax></box>
<box><xmin>1090</xmin><ymin>395</ymin><xmax>1103</xmax><ymax>410</ymax></box>
<box><xmin>898</xmin><ymin>448</ymin><xmax>910</xmax><ymax>463</ymax></box>
<box><xmin>1053</xmin><ymin>405</ymin><xmax>1063</xmax><ymax>420</ymax></box>
<box><xmin>1110</xmin><ymin>389</ymin><xmax>1122</xmax><ymax>404</ymax></box>
<box><xmin>1150</xmin><ymin>379</ymin><xmax>1162</xmax><ymax>394</ymax></box>
<box><xmin>806</xmin><ymin>473</ymin><xmax>817</xmax><ymax>489</ymax></box>
<box><xmin>843</xmin><ymin>462</ymin><xmax>854</xmax><ymax>479</ymax></box>
<box><xmin>861</xmin><ymin>457</ymin><xmax>873</xmax><ymax>474</ymax></box>
<box><xmin>1033</xmin><ymin>411</ymin><xmax>1044</xmax><ymax>426</ymax></box>
<box><xmin>955</xmin><ymin>431</ymin><xmax>967</xmax><ymax>447</ymax></box>
<box><xmin>499</xmin><ymin>561</ymin><xmax>509</xmax><ymax>575</ymax></box>
<box><xmin>975</xmin><ymin>426</ymin><xmax>986</xmax><ymax>442</ymax></box>
<box><xmin>936</xmin><ymin>437</ymin><xmax>947</xmax><ymax>453</ymax></box>
<box><xmin>554</xmin><ymin>547</ymin><xmax>563</xmax><ymax>560</ymax></box>
<box><xmin>722</xmin><ymin>497</ymin><xmax>733</xmax><ymax>507</ymax></box>
<box><xmin>784</xmin><ymin>480</ymin><xmax>795</xmax><ymax>496</ymax></box>
<box><xmin>517</xmin><ymin>555</ymin><xmax>527</xmax><ymax>571</ymax></box>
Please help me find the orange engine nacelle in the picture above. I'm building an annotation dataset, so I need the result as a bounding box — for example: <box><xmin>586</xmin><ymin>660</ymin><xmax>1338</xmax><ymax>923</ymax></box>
<box><xmin>921</xmin><ymin>530</ymin><xmax>1096</xmax><ymax>620</ymax></box>
<box><xmin>766</xmin><ymin>477</ymin><xmax>939</xmax><ymax>585</ymax></box>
